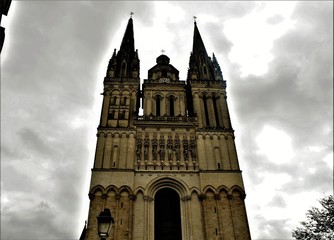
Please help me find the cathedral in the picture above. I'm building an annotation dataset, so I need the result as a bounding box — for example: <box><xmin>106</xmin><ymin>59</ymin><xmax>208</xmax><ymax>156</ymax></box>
<box><xmin>82</xmin><ymin>16</ymin><xmax>251</xmax><ymax>240</ymax></box>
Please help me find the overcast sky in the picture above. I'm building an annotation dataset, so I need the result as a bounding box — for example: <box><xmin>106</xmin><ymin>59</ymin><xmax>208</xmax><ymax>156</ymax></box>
<box><xmin>1</xmin><ymin>1</ymin><xmax>333</xmax><ymax>239</ymax></box>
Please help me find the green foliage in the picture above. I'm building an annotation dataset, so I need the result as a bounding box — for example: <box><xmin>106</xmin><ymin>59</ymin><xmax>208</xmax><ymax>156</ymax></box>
<box><xmin>292</xmin><ymin>195</ymin><xmax>334</xmax><ymax>240</ymax></box>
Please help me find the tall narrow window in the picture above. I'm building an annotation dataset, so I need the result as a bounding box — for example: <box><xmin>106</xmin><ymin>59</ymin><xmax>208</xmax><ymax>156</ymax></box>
<box><xmin>162</xmin><ymin>69</ymin><xmax>167</xmax><ymax>78</ymax></box>
<box><xmin>119</xmin><ymin>110</ymin><xmax>125</xmax><ymax>119</ymax></box>
<box><xmin>121</xmin><ymin>62</ymin><xmax>127</xmax><ymax>77</ymax></box>
<box><xmin>108</xmin><ymin>110</ymin><xmax>115</xmax><ymax>119</ymax></box>
<box><xmin>122</xmin><ymin>96</ymin><xmax>127</xmax><ymax>105</ymax></box>
<box><xmin>213</xmin><ymin>96</ymin><xmax>220</xmax><ymax>127</ymax></box>
<box><xmin>169</xmin><ymin>96</ymin><xmax>175</xmax><ymax>117</ymax></box>
<box><xmin>203</xmin><ymin>65</ymin><xmax>207</xmax><ymax>75</ymax></box>
<box><xmin>156</xmin><ymin>96</ymin><xmax>161</xmax><ymax>116</ymax></box>
<box><xmin>203</xmin><ymin>96</ymin><xmax>210</xmax><ymax>127</ymax></box>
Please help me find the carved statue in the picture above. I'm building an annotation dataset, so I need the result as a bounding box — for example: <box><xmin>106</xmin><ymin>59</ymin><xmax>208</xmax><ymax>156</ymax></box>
<box><xmin>144</xmin><ymin>145</ymin><xmax>149</xmax><ymax>160</ymax></box>
<box><xmin>175</xmin><ymin>144</ymin><xmax>180</xmax><ymax>161</ymax></box>
<box><xmin>152</xmin><ymin>145</ymin><xmax>157</xmax><ymax>160</ymax></box>
<box><xmin>159</xmin><ymin>147</ymin><xmax>165</xmax><ymax>161</ymax></box>
<box><xmin>183</xmin><ymin>145</ymin><xmax>189</xmax><ymax>160</ymax></box>
<box><xmin>167</xmin><ymin>144</ymin><xmax>173</xmax><ymax>161</ymax></box>
<box><xmin>136</xmin><ymin>142</ymin><xmax>142</xmax><ymax>160</ymax></box>
<box><xmin>190</xmin><ymin>140</ymin><xmax>196</xmax><ymax>160</ymax></box>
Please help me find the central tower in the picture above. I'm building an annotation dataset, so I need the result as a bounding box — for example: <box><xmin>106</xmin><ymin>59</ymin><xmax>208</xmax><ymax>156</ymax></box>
<box><xmin>83</xmin><ymin>17</ymin><xmax>251</xmax><ymax>240</ymax></box>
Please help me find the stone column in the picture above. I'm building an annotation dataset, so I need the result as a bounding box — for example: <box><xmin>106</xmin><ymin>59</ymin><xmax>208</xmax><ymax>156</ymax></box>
<box><xmin>216</xmin><ymin>95</ymin><xmax>224</xmax><ymax>128</ymax></box>
<box><xmin>100</xmin><ymin>91</ymin><xmax>110</xmax><ymax>127</ymax></box>
<box><xmin>207</xmin><ymin>96</ymin><xmax>217</xmax><ymax>127</ymax></box>
<box><xmin>199</xmin><ymin>194</ymin><xmax>208</xmax><ymax>240</ymax></box>
<box><xmin>214</xmin><ymin>194</ymin><xmax>223</xmax><ymax>240</ymax></box>
<box><xmin>94</xmin><ymin>133</ymin><xmax>106</xmax><ymax>168</ymax></box>
<box><xmin>102</xmin><ymin>133</ymin><xmax>113</xmax><ymax>168</ymax></box>
<box><xmin>113</xmin><ymin>193</ymin><xmax>121</xmax><ymax>240</ymax></box>
<box><xmin>220</xmin><ymin>94</ymin><xmax>231</xmax><ymax>129</ymax></box>
<box><xmin>128</xmin><ymin>194</ymin><xmax>136</xmax><ymax>240</ymax></box>
<box><xmin>199</xmin><ymin>95</ymin><xmax>206</xmax><ymax>127</ymax></box>
<box><xmin>193</xmin><ymin>93</ymin><xmax>203</xmax><ymax>127</ymax></box>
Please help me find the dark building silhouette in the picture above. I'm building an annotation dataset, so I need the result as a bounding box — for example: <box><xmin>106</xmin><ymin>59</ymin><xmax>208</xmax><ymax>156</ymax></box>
<box><xmin>82</xmin><ymin>16</ymin><xmax>251</xmax><ymax>240</ymax></box>
<box><xmin>0</xmin><ymin>0</ymin><xmax>12</xmax><ymax>53</ymax></box>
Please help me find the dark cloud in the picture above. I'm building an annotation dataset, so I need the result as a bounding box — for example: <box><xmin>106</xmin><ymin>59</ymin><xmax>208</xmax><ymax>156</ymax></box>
<box><xmin>229</xmin><ymin>2</ymin><xmax>333</xmax><ymax>237</ymax></box>
<box><xmin>1</xmin><ymin>1</ymin><xmax>332</xmax><ymax>239</ymax></box>
<box><xmin>1</xmin><ymin>1</ymin><xmax>156</xmax><ymax>239</ymax></box>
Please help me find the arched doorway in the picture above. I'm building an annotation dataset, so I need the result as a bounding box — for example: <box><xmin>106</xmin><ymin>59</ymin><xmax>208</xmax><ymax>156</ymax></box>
<box><xmin>154</xmin><ymin>188</ymin><xmax>182</xmax><ymax>240</ymax></box>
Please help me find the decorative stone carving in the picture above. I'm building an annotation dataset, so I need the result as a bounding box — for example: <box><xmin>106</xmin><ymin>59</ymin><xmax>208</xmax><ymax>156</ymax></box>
<box><xmin>174</xmin><ymin>134</ymin><xmax>180</xmax><ymax>161</ymax></box>
<box><xmin>152</xmin><ymin>134</ymin><xmax>158</xmax><ymax>160</ymax></box>
<box><xmin>159</xmin><ymin>133</ymin><xmax>165</xmax><ymax>161</ymax></box>
<box><xmin>152</xmin><ymin>144</ymin><xmax>157</xmax><ymax>160</ymax></box>
<box><xmin>183</xmin><ymin>138</ymin><xmax>189</xmax><ymax>161</ymax></box>
<box><xmin>190</xmin><ymin>139</ymin><xmax>196</xmax><ymax>160</ymax></box>
<box><xmin>136</xmin><ymin>139</ymin><xmax>142</xmax><ymax>160</ymax></box>
<box><xmin>167</xmin><ymin>141</ymin><xmax>173</xmax><ymax>161</ymax></box>
<box><xmin>144</xmin><ymin>133</ymin><xmax>150</xmax><ymax>161</ymax></box>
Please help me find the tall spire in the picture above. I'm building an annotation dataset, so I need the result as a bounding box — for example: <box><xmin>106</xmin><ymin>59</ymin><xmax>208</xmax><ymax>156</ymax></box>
<box><xmin>105</xmin><ymin>16</ymin><xmax>139</xmax><ymax>79</ymax></box>
<box><xmin>188</xmin><ymin>21</ymin><xmax>215</xmax><ymax>80</ymax></box>
<box><xmin>192</xmin><ymin>21</ymin><xmax>208</xmax><ymax>57</ymax></box>
<box><xmin>120</xmin><ymin>17</ymin><xmax>135</xmax><ymax>54</ymax></box>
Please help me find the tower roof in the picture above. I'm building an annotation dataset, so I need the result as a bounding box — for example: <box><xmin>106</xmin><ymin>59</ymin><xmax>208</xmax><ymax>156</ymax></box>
<box><xmin>120</xmin><ymin>17</ymin><xmax>135</xmax><ymax>53</ymax></box>
<box><xmin>192</xmin><ymin>21</ymin><xmax>208</xmax><ymax>57</ymax></box>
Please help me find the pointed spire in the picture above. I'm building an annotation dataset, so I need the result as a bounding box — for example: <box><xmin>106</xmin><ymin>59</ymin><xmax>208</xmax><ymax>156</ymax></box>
<box><xmin>192</xmin><ymin>20</ymin><xmax>208</xmax><ymax>57</ymax></box>
<box><xmin>105</xmin><ymin>16</ymin><xmax>139</xmax><ymax>79</ymax></box>
<box><xmin>212</xmin><ymin>53</ymin><xmax>224</xmax><ymax>80</ymax></box>
<box><xmin>120</xmin><ymin>17</ymin><xmax>135</xmax><ymax>53</ymax></box>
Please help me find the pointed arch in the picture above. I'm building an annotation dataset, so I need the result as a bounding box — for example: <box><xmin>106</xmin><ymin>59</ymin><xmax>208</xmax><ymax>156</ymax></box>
<box><xmin>229</xmin><ymin>185</ymin><xmax>246</xmax><ymax>199</ymax></box>
<box><xmin>90</xmin><ymin>185</ymin><xmax>106</xmax><ymax>195</ymax></box>
<box><xmin>106</xmin><ymin>185</ymin><xmax>119</xmax><ymax>195</ymax></box>
<box><xmin>203</xmin><ymin>185</ymin><xmax>217</xmax><ymax>195</ymax></box>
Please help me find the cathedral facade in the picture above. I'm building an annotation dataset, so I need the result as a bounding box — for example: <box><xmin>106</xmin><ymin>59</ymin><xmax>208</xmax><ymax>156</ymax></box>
<box><xmin>83</xmin><ymin>17</ymin><xmax>251</xmax><ymax>240</ymax></box>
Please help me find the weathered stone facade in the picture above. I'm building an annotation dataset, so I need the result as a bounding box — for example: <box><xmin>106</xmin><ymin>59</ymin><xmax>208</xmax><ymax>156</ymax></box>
<box><xmin>83</xmin><ymin>17</ymin><xmax>251</xmax><ymax>240</ymax></box>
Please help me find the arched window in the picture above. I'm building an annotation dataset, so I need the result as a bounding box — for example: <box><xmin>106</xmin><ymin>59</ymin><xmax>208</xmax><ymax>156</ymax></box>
<box><xmin>119</xmin><ymin>110</ymin><xmax>125</xmax><ymax>119</ymax></box>
<box><xmin>203</xmin><ymin>65</ymin><xmax>207</xmax><ymax>75</ymax></box>
<box><xmin>161</xmin><ymin>69</ymin><xmax>167</xmax><ymax>78</ymax></box>
<box><xmin>121</xmin><ymin>62</ymin><xmax>127</xmax><ymax>77</ymax></box>
<box><xmin>122</xmin><ymin>96</ymin><xmax>127</xmax><ymax>105</ymax></box>
<box><xmin>203</xmin><ymin>95</ymin><xmax>210</xmax><ymax>127</ymax></box>
<box><xmin>213</xmin><ymin>96</ymin><xmax>219</xmax><ymax>127</ymax></box>
<box><xmin>169</xmin><ymin>96</ymin><xmax>175</xmax><ymax>117</ymax></box>
<box><xmin>156</xmin><ymin>95</ymin><xmax>161</xmax><ymax>116</ymax></box>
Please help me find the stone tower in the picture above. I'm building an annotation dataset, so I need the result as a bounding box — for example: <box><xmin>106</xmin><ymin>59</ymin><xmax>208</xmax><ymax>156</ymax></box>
<box><xmin>83</xmin><ymin>17</ymin><xmax>251</xmax><ymax>240</ymax></box>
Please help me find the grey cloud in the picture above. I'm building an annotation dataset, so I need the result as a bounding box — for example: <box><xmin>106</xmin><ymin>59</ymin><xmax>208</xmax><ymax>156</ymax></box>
<box><xmin>254</xmin><ymin>214</ymin><xmax>291</xmax><ymax>239</ymax></box>
<box><xmin>232</xmin><ymin>1</ymin><xmax>333</xmax><ymax>158</ymax></box>
<box><xmin>230</xmin><ymin>5</ymin><xmax>333</xmax><ymax>235</ymax></box>
<box><xmin>268</xmin><ymin>194</ymin><xmax>287</xmax><ymax>208</ymax></box>
<box><xmin>18</xmin><ymin>128</ymin><xmax>55</xmax><ymax>156</ymax></box>
<box><xmin>173</xmin><ymin>1</ymin><xmax>257</xmax><ymax>21</ymax></box>
<box><xmin>1</xmin><ymin>1</ymin><xmax>332</xmax><ymax>239</ymax></box>
<box><xmin>1</xmin><ymin>201</ymin><xmax>72</xmax><ymax>240</ymax></box>
<box><xmin>266</xmin><ymin>14</ymin><xmax>284</xmax><ymax>25</ymax></box>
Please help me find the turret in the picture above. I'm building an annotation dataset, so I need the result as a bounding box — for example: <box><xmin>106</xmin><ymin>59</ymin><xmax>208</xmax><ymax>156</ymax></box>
<box><xmin>105</xmin><ymin>17</ymin><xmax>140</xmax><ymax>79</ymax></box>
<box><xmin>100</xmin><ymin>16</ymin><xmax>141</xmax><ymax>128</ymax></box>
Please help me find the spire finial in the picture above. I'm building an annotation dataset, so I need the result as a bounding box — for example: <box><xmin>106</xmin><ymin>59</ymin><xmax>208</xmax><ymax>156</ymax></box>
<box><xmin>161</xmin><ymin>49</ymin><xmax>165</xmax><ymax>55</ymax></box>
<box><xmin>130</xmin><ymin>11</ymin><xmax>134</xmax><ymax>18</ymax></box>
<box><xmin>193</xmin><ymin>16</ymin><xmax>197</xmax><ymax>23</ymax></box>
